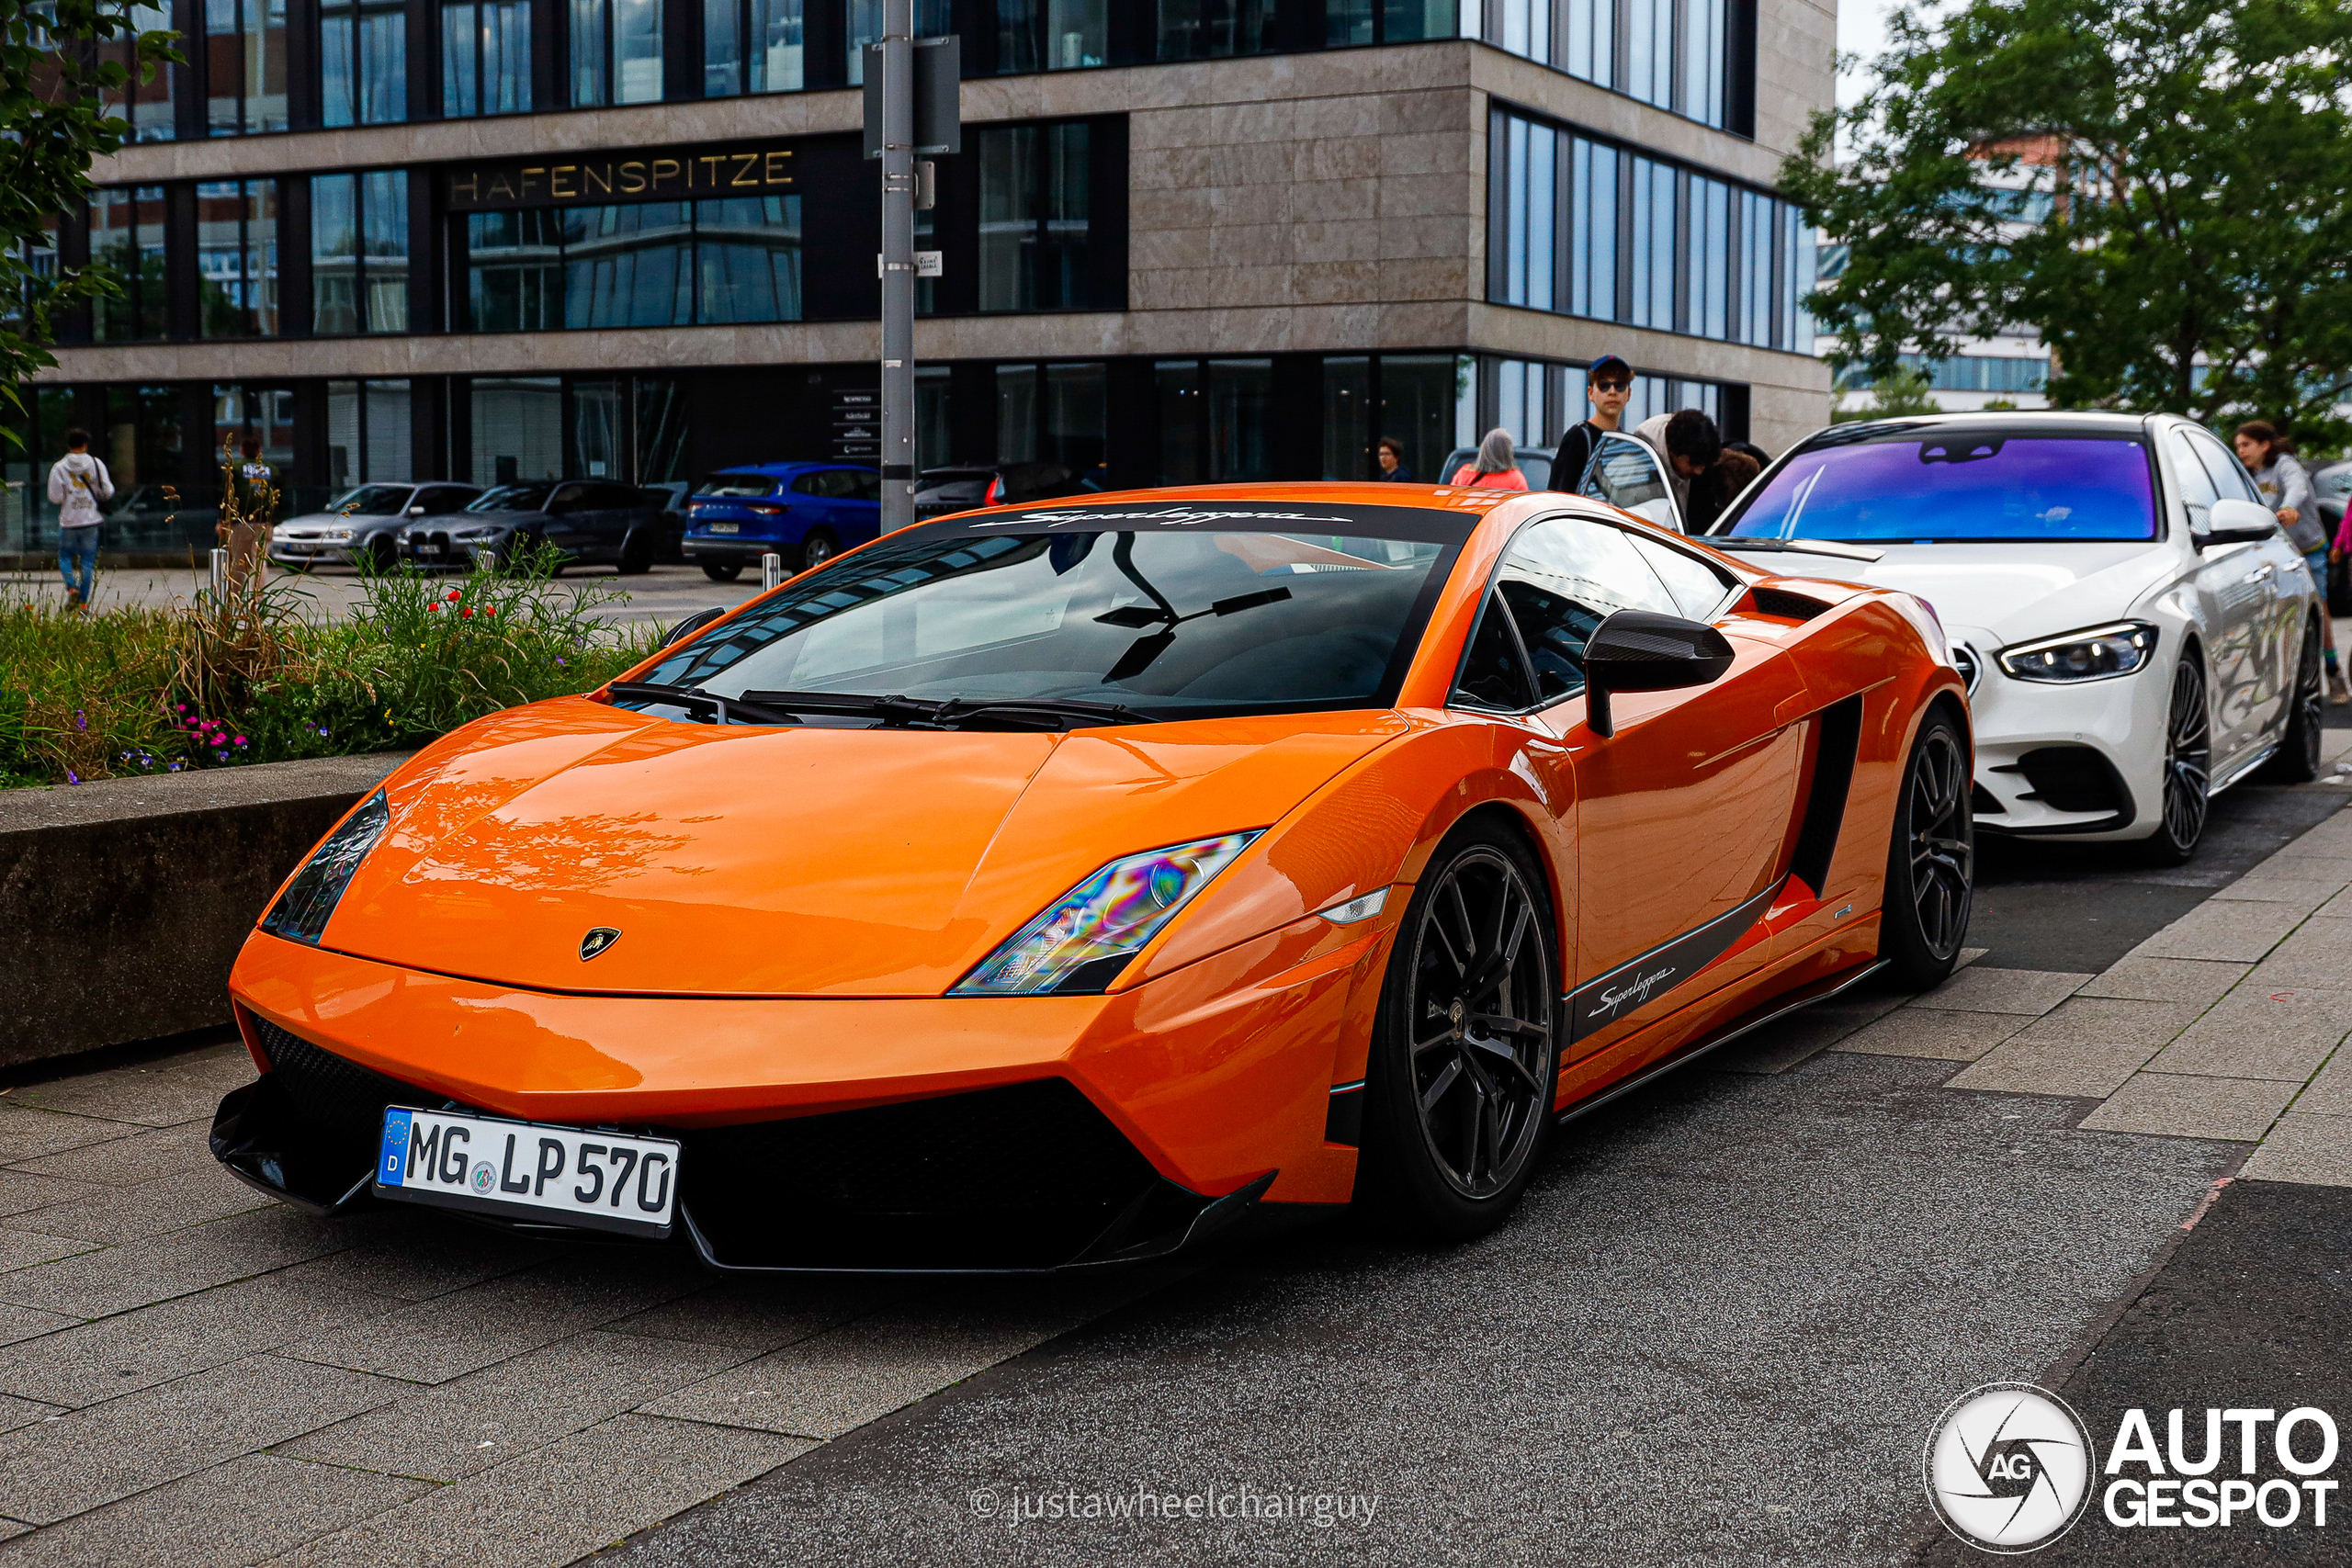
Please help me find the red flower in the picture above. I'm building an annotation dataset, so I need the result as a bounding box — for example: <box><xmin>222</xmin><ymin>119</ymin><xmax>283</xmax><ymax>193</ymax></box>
<box><xmin>482</xmin><ymin>605</ymin><xmax>498</xmax><ymax>616</ymax></box>
<box><xmin>446</xmin><ymin>589</ymin><xmax>462</xmax><ymax>601</ymax></box>
<box><xmin>459</xmin><ymin>606</ymin><xmax>474</xmax><ymax>618</ymax></box>
<box><xmin>427</xmin><ymin>602</ymin><xmax>441</xmax><ymax>612</ymax></box>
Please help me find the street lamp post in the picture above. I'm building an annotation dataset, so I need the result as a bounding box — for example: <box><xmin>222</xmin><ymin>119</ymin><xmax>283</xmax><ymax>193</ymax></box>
<box><xmin>876</xmin><ymin>0</ymin><xmax>916</xmax><ymax>535</ymax></box>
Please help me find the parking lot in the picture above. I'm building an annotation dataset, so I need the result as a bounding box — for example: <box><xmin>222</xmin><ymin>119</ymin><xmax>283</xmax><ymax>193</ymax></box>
<box><xmin>0</xmin><ymin>739</ymin><xmax>2344</xmax><ymax>1564</ymax></box>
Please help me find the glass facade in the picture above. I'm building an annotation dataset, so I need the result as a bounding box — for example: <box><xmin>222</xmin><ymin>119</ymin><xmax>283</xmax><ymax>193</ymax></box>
<box><xmin>572</xmin><ymin>0</ymin><xmax>665</xmax><ymax>105</ymax></box>
<box><xmin>101</xmin><ymin>1</ymin><xmax>176</xmax><ymax>142</ymax></box>
<box><xmin>1156</xmin><ymin>0</ymin><xmax>1277</xmax><ymax>59</ymax></box>
<box><xmin>845</xmin><ymin>0</ymin><xmax>950</xmax><ymax>82</ymax></box>
<box><xmin>443</xmin><ymin>0</ymin><xmax>533</xmax><ymax>115</ymax></box>
<box><xmin>1487</xmin><ymin>0</ymin><xmax>1745</xmax><ymax>130</ymax></box>
<box><xmin>977</xmin><ymin>122</ymin><xmax>1094</xmax><ymax>311</ymax></box>
<box><xmin>207</xmin><ymin>0</ymin><xmax>288</xmax><ymax>135</ymax></box>
<box><xmin>197</xmin><ymin>179</ymin><xmax>279</xmax><ymax>338</ymax></box>
<box><xmin>322</xmin><ymin>0</ymin><xmax>406</xmax><ymax>125</ymax></box>
<box><xmin>471</xmin><ymin>377</ymin><xmax>563</xmax><ymax>483</ymax></box>
<box><xmin>705</xmin><ymin>0</ymin><xmax>805</xmax><ymax>94</ymax></box>
<box><xmin>325</xmin><ymin>378</ymin><xmax>413</xmax><ymax>487</ymax></box>
<box><xmin>312</xmin><ymin>172</ymin><xmax>409</xmax><ymax>334</ymax></box>
<box><xmin>1317</xmin><ymin>353</ymin><xmax>1474</xmax><ymax>484</ymax></box>
<box><xmin>996</xmin><ymin>0</ymin><xmax>1106</xmax><ymax>71</ymax></box>
<box><xmin>1492</xmin><ymin>108</ymin><xmax>1811</xmax><ymax>354</ymax></box>
<box><xmin>465</xmin><ymin>197</ymin><xmax>801</xmax><ymax>331</ymax></box>
<box><xmin>90</xmin><ymin>187</ymin><xmax>168</xmax><ymax>343</ymax></box>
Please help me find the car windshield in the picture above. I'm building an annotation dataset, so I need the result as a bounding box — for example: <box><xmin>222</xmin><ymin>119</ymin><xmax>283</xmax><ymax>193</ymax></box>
<box><xmin>328</xmin><ymin>484</ymin><xmax>411</xmax><ymax>516</ymax></box>
<box><xmin>696</xmin><ymin>474</ymin><xmax>775</xmax><ymax>498</ymax></box>
<box><xmin>467</xmin><ymin>483</ymin><xmax>555</xmax><ymax>513</ymax></box>
<box><xmin>1724</xmin><ymin>432</ymin><xmax>2158</xmax><ymax>542</ymax></box>
<box><xmin>624</xmin><ymin>503</ymin><xmax>1472</xmax><ymax>721</ymax></box>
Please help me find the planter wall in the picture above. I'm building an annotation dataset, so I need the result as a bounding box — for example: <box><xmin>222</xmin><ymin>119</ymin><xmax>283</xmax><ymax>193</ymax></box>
<box><xmin>0</xmin><ymin>753</ymin><xmax>410</xmax><ymax>1067</ymax></box>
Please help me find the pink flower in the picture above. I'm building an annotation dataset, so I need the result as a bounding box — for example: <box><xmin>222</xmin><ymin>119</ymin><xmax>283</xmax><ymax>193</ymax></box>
<box><xmin>233</xmin><ymin>737</ymin><xmax>246</xmax><ymax>746</ymax></box>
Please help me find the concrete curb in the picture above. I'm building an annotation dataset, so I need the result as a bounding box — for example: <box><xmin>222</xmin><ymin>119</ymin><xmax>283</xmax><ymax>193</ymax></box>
<box><xmin>0</xmin><ymin>752</ymin><xmax>412</xmax><ymax>1066</ymax></box>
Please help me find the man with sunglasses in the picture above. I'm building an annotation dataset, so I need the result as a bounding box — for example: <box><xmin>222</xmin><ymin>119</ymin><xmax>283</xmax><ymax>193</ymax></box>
<box><xmin>1555</xmin><ymin>355</ymin><xmax>1634</xmax><ymax>493</ymax></box>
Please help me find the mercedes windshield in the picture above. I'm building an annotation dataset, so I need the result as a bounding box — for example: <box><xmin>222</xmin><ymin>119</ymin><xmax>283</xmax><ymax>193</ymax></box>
<box><xmin>1721</xmin><ymin>429</ymin><xmax>2159</xmax><ymax>544</ymax></box>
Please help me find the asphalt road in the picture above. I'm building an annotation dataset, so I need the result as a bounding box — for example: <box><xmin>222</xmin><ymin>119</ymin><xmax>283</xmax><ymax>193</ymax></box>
<box><xmin>605</xmin><ymin>780</ymin><xmax>2352</xmax><ymax>1568</ymax></box>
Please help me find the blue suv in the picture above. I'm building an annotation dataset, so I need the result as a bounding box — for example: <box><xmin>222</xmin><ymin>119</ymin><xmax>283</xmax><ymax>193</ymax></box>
<box><xmin>681</xmin><ymin>463</ymin><xmax>882</xmax><ymax>581</ymax></box>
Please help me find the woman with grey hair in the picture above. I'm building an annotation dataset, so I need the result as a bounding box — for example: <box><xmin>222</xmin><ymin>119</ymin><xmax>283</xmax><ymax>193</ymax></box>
<box><xmin>1449</xmin><ymin>428</ymin><xmax>1530</xmax><ymax>491</ymax></box>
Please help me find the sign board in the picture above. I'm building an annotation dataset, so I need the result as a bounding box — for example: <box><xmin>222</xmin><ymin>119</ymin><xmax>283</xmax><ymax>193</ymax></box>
<box><xmin>447</xmin><ymin>143</ymin><xmax>794</xmax><ymax>210</ymax></box>
<box><xmin>831</xmin><ymin>389</ymin><xmax>881</xmax><ymax>462</ymax></box>
<box><xmin>862</xmin><ymin>35</ymin><xmax>962</xmax><ymax>158</ymax></box>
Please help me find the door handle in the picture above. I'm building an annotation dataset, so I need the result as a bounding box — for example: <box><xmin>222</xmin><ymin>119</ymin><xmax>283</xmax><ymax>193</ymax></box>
<box><xmin>2242</xmin><ymin>563</ymin><xmax>2274</xmax><ymax>584</ymax></box>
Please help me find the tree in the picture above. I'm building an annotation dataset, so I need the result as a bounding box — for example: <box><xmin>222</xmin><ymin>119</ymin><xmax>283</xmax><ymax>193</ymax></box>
<box><xmin>1782</xmin><ymin>0</ymin><xmax>2352</xmax><ymax>443</ymax></box>
<box><xmin>0</xmin><ymin>0</ymin><xmax>178</xmax><ymax>442</ymax></box>
<box><xmin>1834</xmin><ymin>365</ymin><xmax>1941</xmax><ymax>423</ymax></box>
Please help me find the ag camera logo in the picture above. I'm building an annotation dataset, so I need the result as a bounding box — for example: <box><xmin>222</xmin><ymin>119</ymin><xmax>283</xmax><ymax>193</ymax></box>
<box><xmin>1924</xmin><ymin>1383</ymin><xmax>2095</xmax><ymax>1553</ymax></box>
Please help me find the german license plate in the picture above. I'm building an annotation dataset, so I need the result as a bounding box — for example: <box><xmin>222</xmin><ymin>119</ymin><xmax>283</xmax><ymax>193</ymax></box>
<box><xmin>374</xmin><ymin>1107</ymin><xmax>678</xmax><ymax>1238</ymax></box>
<box><xmin>707</xmin><ymin>522</ymin><xmax>741</xmax><ymax>534</ymax></box>
<box><xmin>415</xmin><ymin>544</ymin><xmax>445</xmax><ymax>557</ymax></box>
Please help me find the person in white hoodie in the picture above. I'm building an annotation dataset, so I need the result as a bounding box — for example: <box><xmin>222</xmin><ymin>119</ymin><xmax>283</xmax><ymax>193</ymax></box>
<box><xmin>46</xmin><ymin>429</ymin><xmax>113</xmax><ymax>612</ymax></box>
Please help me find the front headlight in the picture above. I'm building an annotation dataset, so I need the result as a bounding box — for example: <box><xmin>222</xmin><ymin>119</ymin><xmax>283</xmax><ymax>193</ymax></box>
<box><xmin>322</xmin><ymin>526</ymin><xmax>356</xmax><ymax>543</ymax></box>
<box><xmin>455</xmin><ymin>526</ymin><xmax>500</xmax><ymax>541</ymax></box>
<box><xmin>260</xmin><ymin>791</ymin><xmax>390</xmax><ymax>945</ymax></box>
<box><xmin>1996</xmin><ymin>622</ymin><xmax>2160</xmax><ymax>683</ymax></box>
<box><xmin>952</xmin><ymin>831</ymin><xmax>1262</xmax><ymax>996</ymax></box>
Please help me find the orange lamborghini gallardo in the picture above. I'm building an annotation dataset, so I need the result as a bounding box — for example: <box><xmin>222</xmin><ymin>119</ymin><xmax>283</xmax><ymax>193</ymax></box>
<box><xmin>212</xmin><ymin>485</ymin><xmax>1973</xmax><ymax>1269</ymax></box>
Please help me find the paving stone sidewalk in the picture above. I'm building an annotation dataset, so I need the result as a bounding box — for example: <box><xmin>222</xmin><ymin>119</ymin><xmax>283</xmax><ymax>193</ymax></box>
<box><xmin>0</xmin><ymin>1044</ymin><xmax>1174</xmax><ymax>1566</ymax></box>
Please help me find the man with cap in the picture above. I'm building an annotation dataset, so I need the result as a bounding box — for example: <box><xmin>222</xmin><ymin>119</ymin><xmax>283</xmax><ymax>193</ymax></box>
<box><xmin>1555</xmin><ymin>355</ymin><xmax>1634</xmax><ymax>494</ymax></box>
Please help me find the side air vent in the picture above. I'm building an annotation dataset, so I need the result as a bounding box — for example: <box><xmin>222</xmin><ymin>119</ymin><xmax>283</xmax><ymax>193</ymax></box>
<box><xmin>1789</xmin><ymin>694</ymin><xmax>1865</xmax><ymax>894</ymax></box>
<box><xmin>1747</xmin><ymin>587</ymin><xmax>1832</xmax><ymax>623</ymax></box>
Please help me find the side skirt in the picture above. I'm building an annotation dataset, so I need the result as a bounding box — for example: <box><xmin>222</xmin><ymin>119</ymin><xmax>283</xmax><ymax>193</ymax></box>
<box><xmin>1554</xmin><ymin>958</ymin><xmax>1888</xmax><ymax>1127</ymax></box>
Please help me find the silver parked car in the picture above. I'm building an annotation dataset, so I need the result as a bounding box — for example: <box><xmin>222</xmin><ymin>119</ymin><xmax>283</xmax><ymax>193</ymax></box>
<box><xmin>270</xmin><ymin>482</ymin><xmax>481</xmax><ymax>572</ymax></box>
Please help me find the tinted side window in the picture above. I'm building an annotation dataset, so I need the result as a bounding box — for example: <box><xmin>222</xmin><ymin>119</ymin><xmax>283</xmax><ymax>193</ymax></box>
<box><xmin>1453</xmin><ymin>591</ymin><xmax>1535</xmax><ymax>710</ymax></box>
<box><xmin>1625</xmin><ymin>534</ymin><xmax>1735</xmax><ymax>619</ymax></box>
<box><xmin>2167</xmin><ymin>431</ymin><xmax>2220</xmax><ymax>530</ymax></box>
<box><xmin>418</xmin><ymin>489</ymin><xmax>469</xmax><ymax>514</ymax></box>
<box><xmin>548</xmin><ymin>483</ymin><xmax>589</xmax><ymax>513</ymax></box>
<box><xmin>2184</xmin><ymin>428</ymin><xmax>2261</xmax><ymax>505</ymax></box>
<box><xmin>789</xmin><ymin>472</ymin><xmax>828</xmax><ymax>497</ymax></box>
<box><xmin>844</xmin><ymin>469</ymin><xmax>881</xmax><ymax>502</ymax></box>
<box><xmin>1583</xmin><ymin>435</ymin><xmax>1678</xmax><ymax>529</ymax></box>
<box><xmin>1493</xmin><ymin>517</ymin><xmax>1684</xmax><ymax>703</ymax></box>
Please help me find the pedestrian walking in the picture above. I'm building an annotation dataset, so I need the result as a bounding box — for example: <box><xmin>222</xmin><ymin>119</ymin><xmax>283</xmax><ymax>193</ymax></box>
<box><xmin>2236</xmin><ymin>422</ymin><xmax>2344</xmax><ymax>703</ymax></box>
<box><xmin>1374</xmin><ymin>435</ymin><xmax>1415</xmax><ymax>481</ymax></box>
<box><xmin>220</xmin><ymin>435</ymin><xmax>278</xmax><ymax>597</ymax></box>
<box><xmin>1629</xmin><ymin>408</ymin><xmax>1723</xmax><ymax>524</ymax></box>
<box><xmin>1450</xmin><ymin>429</ymin><xmax>1530</xmax><ymax>491</ymax></box>
<box><xmin>45</xmin><ymin>428</ymin><xmax>113</xmax><ymax>612</ymax></box>
<box><xmin>1555</xmin><ymin>355</ymin><xmax>1634</xmax><ymax>491</ymax></box>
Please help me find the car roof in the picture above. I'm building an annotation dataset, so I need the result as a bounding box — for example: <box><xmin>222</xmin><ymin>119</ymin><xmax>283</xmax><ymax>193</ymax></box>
<box><xmin>709</xmin><ymin>462</ymin><xmax>874</xmax><ymax>477</ymax></box>
<box><xmin>1800</xmin><ymin>411</ymin><xmax>2154</xmax><ymax>449</ymax></box>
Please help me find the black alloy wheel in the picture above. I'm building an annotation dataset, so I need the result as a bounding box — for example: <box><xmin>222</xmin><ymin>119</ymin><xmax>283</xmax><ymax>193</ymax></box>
<box><xmin>1360</xmin><ymin>826</ymin><xmax>1558</xmax><ymax>1240</ymax></box>
<box><xmin>364</xmin><ymin>534</ymin><xmax>398</xmax><ymax>575</ymax></box>
<box><xmin>1881</xmin><ymin>708</ymin><xmax>1974</xmax><ymax>988</ymax></box>
<box><xmin>616</xmin><ymin>529</ymin><xmax>654</xmax><ymax>576</ymax></box>
<box><xmin>2258</xmin><ymin>618</ymin><xmax>2324</xmax><ymax>784</ymax></box>
<box><xmin>801</xmin><ymin>530</ymin><xmax>840</xmax><ymax>571</ymax></box>
<box><xmin>701</xmin><ymin>561</ymin><xmax>743</xmax><ymax>583</ymax></box>
<box><xmin>2145</xmin><ymin>658</ymin><xmax>2211</xmax><ymax>865</ymax></box>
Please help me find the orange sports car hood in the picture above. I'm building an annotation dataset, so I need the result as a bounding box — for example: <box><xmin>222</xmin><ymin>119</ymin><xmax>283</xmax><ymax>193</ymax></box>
<box><xmin>322</xmin><ymin>698</ymin><xmax>1407</xmax><ymax>996</ymax></box>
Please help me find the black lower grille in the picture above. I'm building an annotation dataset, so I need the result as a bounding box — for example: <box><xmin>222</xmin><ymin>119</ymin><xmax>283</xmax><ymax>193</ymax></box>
<box><xmin>254</xmin><ymin>1018</ymin><xmax>426</xmax><ymax>1148</ymax></box>
<box><xmin>2013</xmin><ymin>745</ymin><xmax>2129</xmax><ymax>818</ymax></box>
<box><xmin>680</xmin><ymin>1078</ymin><xmax>1164</xmax><ymax>1270</ymax></box>
<box><xmin>212</xmin><ymin>1017</ymin><xmax>441</xmax><ymax>1206</ymax></box>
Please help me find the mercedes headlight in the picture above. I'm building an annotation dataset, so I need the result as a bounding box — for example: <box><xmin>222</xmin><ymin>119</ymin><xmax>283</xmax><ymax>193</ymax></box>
<box><xmin>1996</xmin><ymin>622</ymin><xmax>2160</xmax><ymax>683</ymax></box>
<box><xmin>260</xmin><ymin>791</ymin><xmax>390</xmax><ymax>945</ymax></box>
<box><xmin>953</xmin><ymin>831</ymin><xmax>1262</xmax><ymax>996</ymax></box>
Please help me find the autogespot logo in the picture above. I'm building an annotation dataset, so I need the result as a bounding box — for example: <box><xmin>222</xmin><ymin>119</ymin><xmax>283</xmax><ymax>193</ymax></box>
<box><xmin>1925</xmin><ymin>1383</ymin><xmax>2097</xmax><ymax>1553</ymax></box>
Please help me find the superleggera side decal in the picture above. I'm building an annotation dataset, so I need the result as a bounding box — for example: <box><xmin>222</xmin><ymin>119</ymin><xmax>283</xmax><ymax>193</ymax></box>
<box><xmin>1564</xmin><ymin>876</ymin><xmax>1788</xmax><ymax>1043</ymax></box>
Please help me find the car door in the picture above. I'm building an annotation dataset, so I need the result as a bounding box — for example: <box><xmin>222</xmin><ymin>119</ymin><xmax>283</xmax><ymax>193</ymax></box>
<box><xmin>2187</xmin><ymin>425</ymin><xmax>2304</xmax><ymax>748</ymax></box>
<box><xmin>1460</xmin><ymin>513</ymin><xmax>1806</xmax><ymax>1062</ymax></box>
<box><xmin>2165</xmin><ymin>426</ymin><xmax>2276</xmax><ymax>765</ymax></box>
<box><xmin>1579</xmin><ymin>434</ymin><xmax>1686</xmax><ymax>533</ymax></box>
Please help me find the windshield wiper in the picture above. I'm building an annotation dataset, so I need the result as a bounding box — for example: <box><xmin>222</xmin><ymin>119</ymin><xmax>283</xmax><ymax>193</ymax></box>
<box><xmin>605</xmin><ymin>682</ymin><xmax>805</xmax><ymax>726</ymax></box>
<box><xmin>1702</xmin><ymin>536</ymin><xmax>1885</xmax><ymax>563</ymax></box>
<box><xmin>736</xmin><ymin>690</ymin><xmax>1151</xmax><ymax>731</ymax></box>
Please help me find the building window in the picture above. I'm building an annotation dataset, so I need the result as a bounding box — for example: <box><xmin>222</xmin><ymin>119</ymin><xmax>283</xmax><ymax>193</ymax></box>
<box><xmin>463</xmin><ymin>197</ymin><xmax>802</xmax><ymax>331</ymax></box>
<box><xmin>571</xmin><ymin>0</ymin><xmax>663</xmax><ymax>106</ymax></box>
<box><xmin>1156</xmin><ymin>0</ymin><xmax>1277</xmax><ymax>60</ymax></box>
<box><xmin>471</xmin><ymin>377</ymin><xmax>563</xmax><ymax>482</ymax></box>
<box><xmin>90</xmin><ymin>187</ymin><xmax>167</xmax><ymax>342</ymax></box>
<box><xmin>101</xmin><ymin>2</ymin><xmax>176</xmax><ymax>142</ymax></box>
<box><xmin>198</xmin><ymin>180</ymin><xmax>280</xmax><ymax>338</ymax></box>
<box><xmin>1488</xmin><ymin>0</ymin><xmax>1741</xmax><ymax>130</ymax></box>
<box><xmin>312</xmin><ymin>172</ymin><xmax>409</xmax><ymax>334</ymax></box>
<box><xmin>845</xmin><ymin>0</ymin><xmax>948</xmax><ymax>83</ymax></box>
<box><xmin>1154</xmin><ymin>357</ymin><xmax>1272</xmax><ymax>483</ymax></box>
<box><xmin>978</xmin><ymin>121</ymin><xmax>1093</xmax><ymax>312</ymax></box>
<box><xmin>207</xmin><ymin>0</ymin><xmax>288</xmax><ymax>135</ymax></box>
<box><xmin>443</xmin><ymin>0</ymin><xmax>532</xmax><ymax>114</ymax></box>
<box><xmin>995</xmin><ymin>0</ymin><xmax>1105</xmax><ymax>71</ymax></box>
<box><xmin>1492</xmin><ymin>108</ymin><xmax>1805</xmax><ymax>352</ymax></box>
<box><xmin>992</xmin><ymin>362</ymin><xmax>1105</xmax><ymax>472</ymax></box>
<box><xmin>322</xmin><ymin>0</ymin><xmax>406</xmax><ymax>124</ymax></box>
<box><xmin>704</xmin><ymin>0</ymin><xmax>804</xmax><ymax>95</ymax></box>
<box><xmin>325</xmin><ymin>378</ymin><xmax>413</xmax><ymax>488</ymax></box>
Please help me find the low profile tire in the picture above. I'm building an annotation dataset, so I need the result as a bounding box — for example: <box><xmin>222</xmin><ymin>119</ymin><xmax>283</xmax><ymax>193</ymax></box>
<box><xmin>2258</xmin><ymin>617</ymin><xmax>2324</xmax><ymax>785</ymax></box>
<box><xmin>616</xmin><ymin>530</ymin><xmax>654</xmax><ymax>576</ymax></box>
<box><xmin>1357</xmin><ymin>822</ymin><xmax>1559</xmax><ymax>1244</ymax></box>
<box><xmin>701</xmin><ymin>562</ymin><xmax>742</xmax><ymax>583</ymax></box>
<box><xmin>2141</xmin><ymin>657</ymin><xmax>2212</xmax><ymax>866</ymax></box>
<box><xmin>801</xmin><ymin>530</ymin><xmax>840</xmax><ymax>571</ymax></box>
<box><xmin>1880</xmin><ymin>706</ymin><xmax>1975</xmax><ymax>989</ymax></box>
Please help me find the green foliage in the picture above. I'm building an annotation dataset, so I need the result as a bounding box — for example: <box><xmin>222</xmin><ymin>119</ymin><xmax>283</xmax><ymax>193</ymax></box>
<box><xmin>1834</xmin><ymin>366</ymin><xmax>1942</xmax><ymax>423</ymax></box>
<box><xmin>1783</xmin><ymin>0</ymin><xmax>2352</xmax><ymax>443</ymax></box>
<box><xmin>0</xmin><ymin>553</ymin><xmax>659</xmax><ymax>788</ymax></box>
<box><xmin>0</xmin><ymin>0</ymin><xmax>182</xmax><ymax>439</ymax></box>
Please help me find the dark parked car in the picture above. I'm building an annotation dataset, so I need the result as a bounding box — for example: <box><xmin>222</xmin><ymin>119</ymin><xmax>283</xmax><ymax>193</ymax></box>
<box><xmin>271</xmin><ymin>482</ymin><xmax>481</xmax><ymax>571</ymax></box>
<box><xmin>681</xmin><ymin>463</ymin><xmax>880</xmax><ymax>581</ymax></box>
<box><xmin>912</xmin><ymin>461</ymin><xmax>1096</xmax><ymax>520</ymax></box>
<box><xmin>402</xmin><ymin>479</ymin><xmax>666</xmax><ymax>573</ymax></box>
